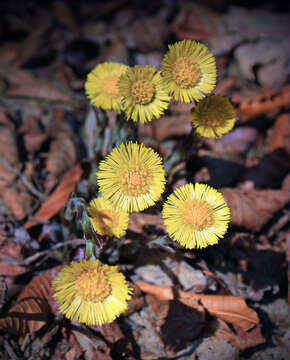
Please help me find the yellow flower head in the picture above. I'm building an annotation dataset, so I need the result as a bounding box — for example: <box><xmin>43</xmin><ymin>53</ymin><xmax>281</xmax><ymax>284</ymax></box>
<box><xmin>162</xmin><ymin>183</ymin><xmax>230</xmax><ymax>249</ymax></box>
<box><xmin>88</xmin><ymin>197</ymin><xmax>129</xmax><ymax>238</ymax></box>
<box><xmin>97</xmin><ymin>142</ymin><xmax>166</xmax><ymax>213</ymax></box>
<box><xmin>161</xmin><ymin>40</ymin><xmax>216</xmax><ymax>103</ymax></box>
<box><xmin>118</xmin><ymin>65</ymin><xmax>171</xmax><ymax>123</ymax></box>
<box><xmin>85</xmin><ymin>62</ymin><xmax>129</xmax><ymax>112</ymax></box>
<box><xmin>52</xmin><ymin>260</ymin><xmax>133</xmax><ymax>326</ymax></box>
<box><xmin>191</xmin><ymin>95</ymin><xmax>236</xmax><ymax>138</ymax></box>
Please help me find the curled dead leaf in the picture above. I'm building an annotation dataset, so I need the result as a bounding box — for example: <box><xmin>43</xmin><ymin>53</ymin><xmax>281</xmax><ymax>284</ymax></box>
<box><xmin>24</xmin><ymin>163</ymin><xmax>83</xmax><ymax>230</ymax></box>
<box><xmin>233</xmin><ymin>85</ymin><xmax>290</xmax><ymax>122</ymax></box>
<box><xmin>46</xmin><ymin>109</ymin><xmax>78</xmax><ymax>177</ymax></box>
<box><xmin>221</xmin><ymin>188</ymin><xmax>290</xmax><ymax>231</ymax></box>
<box><xmin>135</xmin><ymin>281</ymin><xmax>259</xmax><ymax>331</ymax></box>
<box><xmin>0</xmin><ymin>267</ymin><xmax>61</xmax><ymax>334</ymax></box>
<box><xmin>266</xmin><ymin>114</ymin><xmax>290</xmax><ymax>153</ymax></box>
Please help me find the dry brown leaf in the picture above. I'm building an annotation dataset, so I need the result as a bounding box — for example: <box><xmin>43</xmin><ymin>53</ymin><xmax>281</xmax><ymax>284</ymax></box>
<box><xmin>243</xmin><ymin>148</ymin><xmax>290</xmax><ymax>188</ymax></box>
<box><xmin>45</xmin><ymin>109</ymin><xmax>78</xmax><ymax>192</ymax></box>
<box><xmin>221</xmin><ymin>188</ymin><xmax>290</xmax><ymax>231</ymax></box>
<box><xmin>0</xmin><ymin>122</ymin><xmax>19</xmax><ymax>187</ymax></box>
<box><xmin>146</xmin><ymin>294</ymin><xmax>204</xmax><ymax>356</ymax></box>
<box><xmin>233</xmin><ymin>85</ymin><xmax>290</xmax><ymax>122</ymax></box>
<box><xmin>0</xmin><ymin>187</ymin><xmax>28</xmax><ymax>221</ymax></box>
<box><xmin>266</xmin><ymin>114</ymin><xmax>290</xmax><ymax>153</ymax></box>
<box><xmin>139</xmin><ymin>114</ymin><xmax>191</xmax><ymax>142</ymax></box>
<box><xmin>19</xmin><ymin>115</ymin><xmax>48</xmax><ymax>153</ymax></box>
<box><xmin>0</xmin><ymin>66</ymin><xmax>72</xmax><ymax>102</ymax></box>
<box><xmin>47</xmin><ymin>133</ymin><xmax>77</xmax><ymax>178</ymax></box>
<box><xmin>135</xmin><ymin>281</ymin><xmax>259</xmax><ymax>331</ymax></box>
<box><xmin>52</xmin><ymin>0</ymin><xmax>79</xmax><ymax>33</ymax></box>
<box><xmin>24</xmin><ymin>163</ymin><xmax>83</xmax><ymax>230</ymax></box>
<box><xmin>0</xmin><ymin>236</ymin><xmax>25</xmax><ymax>285</ymax></box>
<box><xmin>0</xmin><ymin>267</ymin><xmax>60</xmax><ymax>334</ymax></box>
<box><xmin>129</xmin><ymin>213</ymin><xmax>165</xmax><ymax>234</ymax></box>
<box><xmin>67</xmin><ymin>328</ymin><xmax>112</xmax><ymax>360</ymax></box>
<box><xmin>214</xmin><ymin>319</ymin><xmax>265</xmax><ymax>351</ymax></box>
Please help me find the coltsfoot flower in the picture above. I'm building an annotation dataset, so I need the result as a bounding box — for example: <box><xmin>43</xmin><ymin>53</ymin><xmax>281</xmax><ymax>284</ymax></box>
<box><xmin>52</xmin><ymin>260</ymin><xmax>133</xmax><ymax>326</ymax></box>
<box><xmin>191</xmin><ymin>95</ymin><xmax>236</xmax><ymax>138</ymax></box>
<box><xmin>161</xmin><ymin>40</ymin><xmax>216</xmax><ymax>103</ymax></box>
<box><xmin>162</xmin><ymin>183</ymin><xmax>230</xmax><ymax>249</ymax></box>
<box><xmin>88</xmin><ymin>197</ymin><xmax>129</xmax><ymax>238</ymax></box>
<box><xmin>97</xmin><ymin>142</ymin><xmax>166</xmax><ymax>213</ymax></box>
<box><xmin>118</xmin><ymin>65</ymin><xmax>171</xmax><ymax>123</ymax></box>
<box><xmin>85</xmin><ymin>62</ymin><xmax>129</xmax><ymax>112</ymax></box>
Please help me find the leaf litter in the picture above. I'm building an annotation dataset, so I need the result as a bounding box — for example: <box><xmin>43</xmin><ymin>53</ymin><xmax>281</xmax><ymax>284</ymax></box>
<box><xmin>0</xmin><ymin>1</ymin><xmax>289</xmax><ymax>359</ymax></box>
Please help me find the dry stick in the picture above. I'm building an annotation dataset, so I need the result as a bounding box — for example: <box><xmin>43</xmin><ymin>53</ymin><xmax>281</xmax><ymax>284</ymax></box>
<box><xmin>0</xmin><ymin>239</ymin><xmax>84</xmax><ymax>267</ymax></box>
<box><xmin>22</xmin><ymin>239</ymin><xmax>84</xmax><ymax>265</ymax></box>
<box><xmin>0</xmin><ymin>157</ymin><xmax>45</xmax><ymax>200</ymax></box>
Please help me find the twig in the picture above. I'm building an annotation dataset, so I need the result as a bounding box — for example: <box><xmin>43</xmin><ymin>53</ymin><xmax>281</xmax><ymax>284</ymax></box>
<box><xmin>0</xmin><ymin>239</ymin><xmax>84</xmax><ymax>267</ymax></box>
<box><xmin>0</xmin><ymin>157</ymin><xmax>45</xmax><ymax>200</ymax></box>
<box><xmin>22</xmin><ymin>238</ymin><xmax>84</xmax><ymax>265</ymax></box>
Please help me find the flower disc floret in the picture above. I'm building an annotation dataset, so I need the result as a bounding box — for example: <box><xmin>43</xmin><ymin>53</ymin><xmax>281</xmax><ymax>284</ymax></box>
<box><xmin>52</xmin><ymin>260</ymin><xmax>133</xmax><ymax>326</ymax></box>
<box><xmin>97</xmin><ymin>142</ymin><xmax>166</xmax><ymax>213</ymax></box>
<box><xmin>118</xmin><ymin>65</ymin><xmax>171</xmax><ymax>123</ymax></box>
<box><xmin>191</xmin><ymin>95</ymin><xmax>236</xmax><ymax>138</ymax></box>
<box><xmin>162</xmin><ymin>183</ymin><xmax>230</xmax><ymax>249</ymax></box>
<box><xmin>161</xmin><ymin>40</ymin><xmax>216</xmax><ymax>103</ymax></box>
<box><xmin>85</xmin><ymin>62</ymin><xmax>129</xmax><ymax>112</ymax></box>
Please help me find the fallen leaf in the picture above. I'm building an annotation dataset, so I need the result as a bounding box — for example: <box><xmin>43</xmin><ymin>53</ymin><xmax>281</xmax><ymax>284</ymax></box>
<box><xmin>24</xmin><ymin>163</ymin><xmax>83</xmax><ymax>230</ymax></box>
<box><xmin>67</xmin><ymin>328</ymin><xmax>111</xmax><ymax>360</ymax></box>
<box><xmin>19</xmin><ymin>115</ymin><xmax>48</xmax><ymax>153</ymax></box>
<box><xmin>97</xmin><ymin>322</ymin><xmax>136</xmax><ymax>360</ymax></box>
<box><xmin>46</xmin><ymin>109</ymin><xmax>78</xmax><ymax>181</ymax></box>
<box><xmin>0</xmin><ymin>122</ymin><xmax>19</xmax><ymax>187</ymax></box>
<box><xmin>0</xmin><ymin>269</ymin><xmax>58</xmax><ymax>334</ymax></box>
<box><xmin>266</xmin><ymin>114</ymin><xmax>290</xmax><ymax>153</ymax></box>
<box><xmin>129</xmin><ymin>213</ymin><xmax>165</xmax><ymax>234</ymax></box>
<box><xmin>0</xmin><ymin>187</ymin><xmax>28</xmax><ymax>221</ymax></box>
<box><xmin>242</xmin><ymin>148</ymin><xmax>290</xmax><ymax>189</ymax></box>
<box><xmin>146</xmin><ymin>294</ymin><xmax>204</xmax><ymax>356</ymax></box>
<box><xmin>214</xmin><ymin>319</ymin><xmax>265</xmax><ymax>351</ymax></box>
<box><xmin>0</xmin><ymin>66</ymin><xmax>72</xmax><ymax>102</ymax></box>
<box><xmin>0</xmin><ymin>236</ymin><xmax>25</xmax><ymax>285</ymax></box>
<box><xmin>204</xmin><ymin>127</ymin><xmax>258</xmax><ymax>156</ymax></box>
<box><xmin>233</xmin><ymin>85</ymin><xmax>290</xmax><ymax>122</ymax></box>
<box><xmin>221</xmin><ymin>187</ymin><xmax>290</xmax><ymax>231</ymax></box>
<box><xmin>135</xmin><ymin>281</ymin><xmax>259</xmax><ymax>331</ymax></box>
<box><xmin>139</xmin><ymin>114</ymin><xmax>191</xmax><ymax>142</ymax></box>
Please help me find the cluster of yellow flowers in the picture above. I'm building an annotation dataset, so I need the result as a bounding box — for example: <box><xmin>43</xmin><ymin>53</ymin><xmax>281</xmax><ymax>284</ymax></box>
<box><xmin>85</xmin><ymin>39</ymin><xmax>236</xmax><ymax>138</ymax></box>
<box><xmin>52</xmin><ymin>40</ymin><xmax>233</xmax><ymax>328</ymax></box>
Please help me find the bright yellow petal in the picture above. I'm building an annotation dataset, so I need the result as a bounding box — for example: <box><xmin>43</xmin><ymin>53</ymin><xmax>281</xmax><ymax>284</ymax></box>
<box><xmin>88</xmin><ymin>197</ymin><xmax>129</xmax><ymax>237</ymax></box>
<box><xmin>85</xmin><ymin>62</ymin><xmax>129</xmax><ymax>112</ymax></box>
<box><xmin>162</xmin><ymin>183</ymin><xmax>230</xmax><ymax>249</ymax></box>
<box><xmin>52</xmin><ymin>260</ymin><xmax>133</xmax><ymax>326</ymax></box>
<box><xmin>118</xmin><ymin>65</ymin><xmax>171</xmax><ymax>123</ymax></box>
<box><xmin>161</xmin><ymin>40</ymin><xmax>216</xmax><ymax>103</ymax></box>
<box><xmin>191</xmin><ymin>95</ymin><xmax>236</xmax><ymax>138</ymax></box>
<box><xmin>97</xmin><ymin>142</ymin><xmax>166</xmax><ymax>213</ymax></box>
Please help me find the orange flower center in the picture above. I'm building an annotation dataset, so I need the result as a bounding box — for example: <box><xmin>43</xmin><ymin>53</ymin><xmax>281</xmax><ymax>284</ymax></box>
<box><xmin>181</xmin><ymin>199</ymin><xmax>213</xmax><ymax>230</ymax></box>
<box><xmin>103</xmin><ymin>76</ymin><xmax>119</xmax><ymax>95</ymax></box>
<box><xmin>75</xmin><ymin>268</ymin><xmax>111</xmax><ymax>302</ymax></box>
<box><xmin>201</xmin><ymin>108</ymin><xmax>224</xmax><ymax>127</ymax></box>
<box><xmin>122</xmin><ymin>166</ymin><xmax>151</xmax><ymax>196</ymax></box>
<box><xmin>172</xmin><ymin>57</ymin><xmax>201</xmax><ymax>88</ymax></box>
<box><xmin>131</xmin><ymin>80</ymin><xmax>154</xmax><ymax>105</ymax></box>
